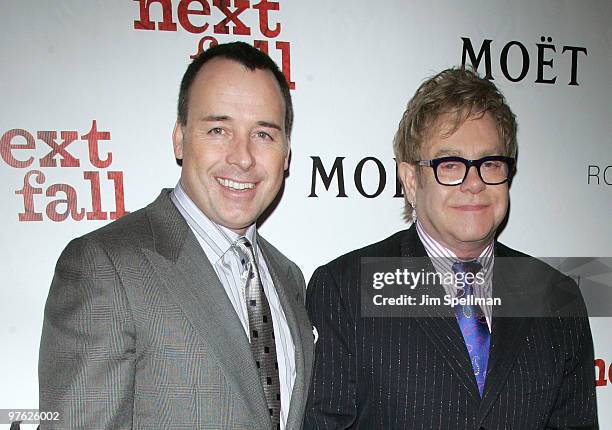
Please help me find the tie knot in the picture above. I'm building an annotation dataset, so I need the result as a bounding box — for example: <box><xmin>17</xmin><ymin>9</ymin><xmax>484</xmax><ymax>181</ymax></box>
<box><xmin>452</xmin><ymin>260</ymin><xmax>482</xmax><ymax>276</ymax></box>
<box><xmin>235</xmin><ymin>237</ymin><xmax>256</xmax><ymax>266</ymax></box>
<box><xmin>236</xmin><ymin>237</ymin><xmax>252</xmax><ymax>248</ymax></box>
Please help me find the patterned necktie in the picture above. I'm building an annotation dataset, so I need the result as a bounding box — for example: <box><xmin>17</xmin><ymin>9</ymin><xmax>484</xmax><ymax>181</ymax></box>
<box><xmin>235</xmin><ymin>237</ymin><xmax>281</xmax><ymax>429</ymax></box>
<box><xmin>452</xmin><ymin>260</ymin><xmax>490</xmax><ymax>397</ymax></box>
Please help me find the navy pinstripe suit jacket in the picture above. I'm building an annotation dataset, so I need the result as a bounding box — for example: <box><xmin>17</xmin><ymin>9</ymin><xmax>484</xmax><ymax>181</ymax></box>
<box><xmin>304</xmin><ymin>226</ymin><xmax>597</xmax><ymax>429</ymax></box>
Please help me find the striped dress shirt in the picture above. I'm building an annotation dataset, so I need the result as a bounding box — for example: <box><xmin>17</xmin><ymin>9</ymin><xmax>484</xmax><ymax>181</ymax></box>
<box><xmin>416</xmin><ymin>220</ymin><xmax>494</xmax><ymax>330</ymax></box>
<box><xmin>171</xmin><ymin>182</ymin><xmax>296</xmax><ymax>429</ymax></box>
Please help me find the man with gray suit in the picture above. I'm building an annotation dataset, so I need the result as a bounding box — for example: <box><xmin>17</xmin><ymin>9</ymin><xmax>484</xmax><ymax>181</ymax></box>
<box><xmin>39</xmin><ymin>42</ymin><xmax>313</xmax><ymax>429</ymax></box>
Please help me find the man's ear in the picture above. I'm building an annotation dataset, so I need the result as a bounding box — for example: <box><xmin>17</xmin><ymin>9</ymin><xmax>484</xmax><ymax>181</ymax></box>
<box><xmin>284</xmin><ymin>141</ymin><xmax>291</xmax><ymax>171</ymax></box>
<box><xmin>172</xmin><ymin>121</ymin><xmax>184</xmax><ymax>160</ymax></box>
<box><xmin>397</xmin><ymin>161</ymin><xmax>418</xmax><ymax>203</ymax></box>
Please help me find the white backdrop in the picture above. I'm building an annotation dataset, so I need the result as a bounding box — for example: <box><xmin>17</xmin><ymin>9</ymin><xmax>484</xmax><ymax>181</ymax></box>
<box><xmin>1</xmin><ymin>1</ymin><xmax>611</xmax><ymax>428</ymax></box>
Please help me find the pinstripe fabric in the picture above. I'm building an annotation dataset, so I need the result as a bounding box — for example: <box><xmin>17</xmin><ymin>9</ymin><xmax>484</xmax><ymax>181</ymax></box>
<box><xmin>39</xmin><ymin>189</ymin><xmax>314</xmax><ymax>430</ymax></box>
<box><xmin>304</xmin><ymin>226</ymin><xmax>598</xmax><ymax>430</ymax></box>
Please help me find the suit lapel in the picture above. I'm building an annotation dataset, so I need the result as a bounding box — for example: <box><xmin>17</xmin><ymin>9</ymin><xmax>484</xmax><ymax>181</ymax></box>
<box><xmin>259</xmin><ymin>238</ymin><xmax>313</xmax><ymax>430</ymax></box>
<box><xmin>143</xmin><ymin>191</ymin><xmax>271</xmax><ymax>430</ymax></box>
<box><xmin>401</xmin><ymin>228</ymin><xmax>537</xmax><ymax>421</ymax></box>
<box><xmin>477</xmin><ymin>245</ymin><xmax>532</xmax><ymax>424</ymax></box>
<box><xmin>401</xmin><ymin>226</ymin><xmax>482</xmax><ymax>402</ymax></box>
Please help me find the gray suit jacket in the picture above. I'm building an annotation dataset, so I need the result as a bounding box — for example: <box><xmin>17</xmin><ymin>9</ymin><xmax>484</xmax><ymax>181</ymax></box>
<box><xmin>39</xmin><ymin>189</ymin><xmax>314</xmax><ymax>429</ymax></box>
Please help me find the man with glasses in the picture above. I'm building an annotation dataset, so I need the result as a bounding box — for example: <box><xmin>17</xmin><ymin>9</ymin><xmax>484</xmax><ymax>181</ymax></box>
<box><xmin>304</xmin><ymin>68</ymin><xmax>597</xmax><ymax>429</ymax></box>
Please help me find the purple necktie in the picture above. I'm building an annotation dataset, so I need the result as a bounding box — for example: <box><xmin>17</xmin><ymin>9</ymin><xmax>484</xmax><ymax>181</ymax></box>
<box><xmin>452</xmin><ymin>260</ymin><xmax>489</xmax><ymax>396</ymax></box>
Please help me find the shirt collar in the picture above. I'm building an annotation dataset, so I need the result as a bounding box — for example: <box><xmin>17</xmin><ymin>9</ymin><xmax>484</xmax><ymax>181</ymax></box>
<box><xmin>415</xmin><ymin>220</ymin><xmax>494</xmax><ymax>281</ymax></box>
<box><xmin>171</xmin><ymin>181</ymin><xmax>258</xmax><ymax>262</ymax></box>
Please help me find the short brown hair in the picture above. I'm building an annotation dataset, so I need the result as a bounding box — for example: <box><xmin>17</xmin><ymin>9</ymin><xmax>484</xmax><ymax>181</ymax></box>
<box><xmin>178</xmin><ymin>41</ymin><xmax>293</xmax><ymax>139</ymax></box>
<box><xmin>393</xmin><ymin>67</ymin><xmax>517</xmax><ymax>164</ymax></box>
<box><xmin>393</xmin><ymin>67</ymin><xmax>517</xmax><ymax>221</ymax></box>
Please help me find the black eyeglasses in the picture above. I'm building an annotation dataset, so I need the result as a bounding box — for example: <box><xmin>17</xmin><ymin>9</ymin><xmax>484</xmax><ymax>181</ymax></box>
<box><xmin>417</xmin><ymin>156</ymin><xmax>515</xmax><ymax>186</ymax></box>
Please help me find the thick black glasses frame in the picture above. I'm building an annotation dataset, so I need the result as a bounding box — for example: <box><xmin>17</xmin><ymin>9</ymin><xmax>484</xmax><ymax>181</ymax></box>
<box><xmin>417</xmin><ymin>156</ymin><xmax>515</xmax><ymax>186</ymax></box>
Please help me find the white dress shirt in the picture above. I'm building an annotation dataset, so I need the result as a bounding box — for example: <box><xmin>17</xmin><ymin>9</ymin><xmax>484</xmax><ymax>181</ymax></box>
<box><xmin>171</xmin><ymin>182</ymin><xmax>295</xmax><ymax>429</ymax></box>
<box><xmin>416</xmin><ymin>220</ymin><xmax>495</xmax><ymax>331</ymax></box>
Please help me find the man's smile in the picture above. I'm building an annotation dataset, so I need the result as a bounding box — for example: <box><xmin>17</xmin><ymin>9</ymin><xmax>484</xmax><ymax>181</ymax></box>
<box><xmin>216</xmin><ymin>177</ymin><xmax>257</xmax><ymax>191</ymax></box>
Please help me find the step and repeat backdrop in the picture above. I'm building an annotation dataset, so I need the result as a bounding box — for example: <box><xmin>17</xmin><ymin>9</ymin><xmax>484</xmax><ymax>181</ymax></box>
<box><xmin>1</xmin><ymin>1</ymin><xmax>611</xmax><ymax>428</ymax></box>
